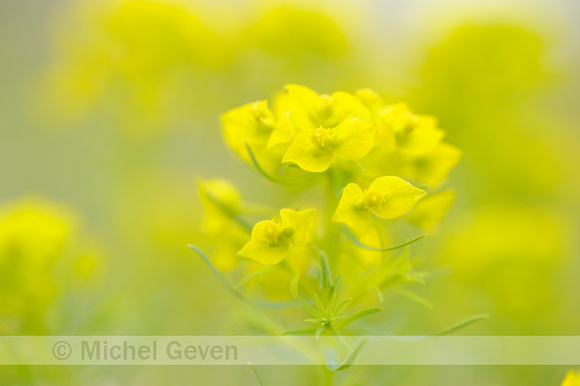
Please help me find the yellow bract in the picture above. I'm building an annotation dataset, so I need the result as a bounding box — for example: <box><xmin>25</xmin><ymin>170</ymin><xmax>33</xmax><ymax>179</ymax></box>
<box><xmin>198</xmin><ymin>178</ymin><xmax>242</xmax><ymax>233</ymax></box>
<box><xmin>562</xmin><ymin>370</ymin><xmax>580</xmax><ymax>386</ymax></box>
<box><xmin>332</xmin><ymin>176</ymin><xmax>426</xmax><ymax>230</ymax></box>
<box><xmin>376</xmin><ymin>103</ymin><xmax>444</xmax><ymax>156</ymax></box>
<box><xmin>238</xmin><ymin>209</ymin><xmax>315</xmax><ymax>265</ymax></box>
<box><xmin>221</xmin><ymin>101</ymin><xmax>275</xmax><ymax>160</ymax></box>
<box><xmin>407</xmin><ymin>190</ymin><xmax>456</xmax><ymax>232</ymax></box>
<box><xmin>282</xmin><ymin>118</ymin><xmax>376</xmax><ymax>172</ymax></box>
<box><xmin>220</xmin><ymin>85</ymin><xmax>459</xmax><ymax>184</ymax></box>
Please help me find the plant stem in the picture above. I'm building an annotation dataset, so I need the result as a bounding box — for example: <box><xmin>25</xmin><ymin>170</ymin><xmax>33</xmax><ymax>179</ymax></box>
<box><xmin>322</xmin><ymin>366</ymin><xmax>335</xmax><ymax>386</ymax></box>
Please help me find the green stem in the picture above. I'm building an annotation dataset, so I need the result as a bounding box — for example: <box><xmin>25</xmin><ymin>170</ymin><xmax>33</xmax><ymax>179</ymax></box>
<box><xmin>322</xmin><ymin>366</ymin><xmax>335</xmax><ymax>386</ymax></box>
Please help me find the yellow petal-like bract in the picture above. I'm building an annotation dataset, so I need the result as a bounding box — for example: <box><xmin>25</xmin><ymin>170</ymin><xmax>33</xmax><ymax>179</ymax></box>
<box><xmin>562</xmin><ymin>370</ymin><xmax>580</xmax><ymax>386</ymax></box>
<box><xmin>220</xmin><ymin>85</ymin><xmax>456</xmax><ymax>183</ymax></box>
<box><xmin>367</xmin><ymin>176</ymin><xmax>427</xmax><ymax>219</ymax></box>
<box><xmin>332</xmin><ymin>176</ymin><xmax>426</xmax><ymax>229</ymax></box>
<box><xmin>238</xmin><ymin>208</ymin><xmax>316</xmax><ymax>265</ymax></box>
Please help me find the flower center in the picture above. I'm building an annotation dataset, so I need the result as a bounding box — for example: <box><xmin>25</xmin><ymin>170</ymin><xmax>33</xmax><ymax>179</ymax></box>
<box><xmin>365</xmin><ymin>190</ymin><xmax>386</xmax><ymax>209</ymax></box>
<box><xmin>310</xmin><ymin>128</ymin><xmax>334</xmax><ymax>149</ymax></box>
<box><xmin>250</xmin><ymin>100</ymin><xmax>269</xmax><ymax>120</ymax></box>
<box><xmin>262</xmin><ymin>221</ymin><xmax>286</xmax><ymax>246</ymax></box>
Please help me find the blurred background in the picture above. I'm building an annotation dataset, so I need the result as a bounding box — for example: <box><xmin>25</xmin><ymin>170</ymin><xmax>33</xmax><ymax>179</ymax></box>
<box><xmin>1</xmin><ymin>0</ymin><xmax>579</xmax><ymax>384</ymax></box>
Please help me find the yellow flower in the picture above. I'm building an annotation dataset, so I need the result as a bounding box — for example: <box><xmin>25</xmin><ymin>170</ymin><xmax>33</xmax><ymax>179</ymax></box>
<box><xmin>0</xmin><ymin>198</ymin><xmax>102</xmax><ymax>334</ymax></box>
<box><xmin>562</xmin><ymin>370</ymin><xmax>580</xmax><ymax>386</ymax></box>
<box><xmin>407</xmin><ymin>190</ymin><xmax>456</xmax><ymax>232</ymax></box>
<box><xmin>238</xmin><ymin>208</ymin><xmax>315</xmax><ymax>265</ymax></box>
<box><xmin>355</xmin><ymin>88</ymin><xmax>384</xmax><ymax>116</ymax></box>
<box><xmin>282</xmin><ymin>117</ymin><xmax>376</xmax><ymax>172</ymax></box>
<box><xmin>221</xmin><ymin>100</ymin><xmax>275</xmax><ymax>160</ymax></box>
<box><xmin>284</xmin><ymin>84</ymin><xmax>372</xmax><ymax>131</ymax></box>
<box><xmin>198</xmin><ymin>178</ymin><xmax>242</xmax><ymax>233</ymax></box>
<box><xmin>378</xmin><ymin>103</ymin><xmax>444</xmax><ymax>156</ymax></box>
<box><xmin>404</xmin><ymin>142</ymin><xmax>462</xmax><ymax>187</ymax></box>
<box><xmin>332</xmin><ymin>176</ymin><xmax>426</xmax><ymax>230</ymax></box>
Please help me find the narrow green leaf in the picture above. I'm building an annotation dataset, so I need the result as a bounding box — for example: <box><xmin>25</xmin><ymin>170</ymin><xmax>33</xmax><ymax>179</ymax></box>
<box><xmin>290</xmin><ymin>275</ymin><xmax>299</xmax><ymax>298</ymax></box>
<box><xmin>248</xmin><ymin>363</ymin><xmax>263</xmax><ymax>386</ymax></box>
<box><xmin>334</xmin><ymin>307</ymin><xmax>382</xmax><ymax>329</ymax></box>
<box><xmin>245</xmin><ymin>143</ymin><xmax>311</xmax><ymax>186</ymax></box>
<box><xmin>314</xmin><ymin>293</ymin><xmax>327</xmax><ymax>316</ymax></box>
<box><xmin>188</xmin><ymin>244</ymin><xmax>247</xmax><ymax>302</ymax></box>
<box><xmin>431</xmin><ymin>314</ymin><xmax>490</xmax><ymax>336</ymax></box>
<box><xmin>327</xmin><ymin>294</ymin><xmax>337</xmax><ymax>318</ymax></box>
<box><xmin>295</xmin><ymin>296</ymin><xmax>321</xmax><ymax>318</ymax></box>
<box><xmin>188</xmin><ymin>245</ymin><xmax>299</xmax><ymax>310</ymax></box>
<box><xmin>234</xmin><ymin>271</ymin><xmax>263</xmax><ymax>289</ymax></box>
<box><xmin>330</xmin><ymin>315</ymin><xmax>347</xmax><ymax>323</ymax></box>
<box><xmin>335</xmin><ymin>339</ymin><xmax>367</xmax><ymax>370</ymax></box>
<box><xmin>375</xmin><ymin>287</ymin><xmax>384</xmax><ymax>302</ymax></box>
<box><xmin>393</xmin><ymin>287</ymin><xmax>433</xmax><ymax>309</ymax></box>
<box><xmin>342</xmin><ymin>226</ymin><xmax>427</xmax><ymax>252</ymax></box>
<box><xmin>282</xmin><ymin>328</ymin><xmax>318</xmax><ymax>336</ymax></box>
<box><xmin>333</xmin><ymin>298</ymin><xmax>352</xmax><ymax>318</ymax></box>
<box><xmin>329</xmin><ymin>274</ymin><xmax>342</xmax><ymax>299</ymax></box>
<box><xmin>316</xmin><ymin>327</ymin><xmax>324</xmax><ymax>339</ymax></box>
<box><xmin>203</xmin><ymin>190</ymin><xmax>252</xmax><ymax>232</ymax></box>
<box><xmin>319</xmin><ymin>250</ymin><xmax>333</xmax><ymax>289</ymax></box>
<box><xmin>331</xmin><ymin>330</ymin><xmax>352</xmax><ymax>351</ymax></box>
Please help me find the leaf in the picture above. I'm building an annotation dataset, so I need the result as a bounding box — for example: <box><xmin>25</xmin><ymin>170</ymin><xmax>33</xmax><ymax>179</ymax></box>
<box><xmin>316</xmin><ymin>327</ymin><xmax>324</xmax><ymax>339</ymax></box>
<box><xmin>295</xmin><ymin>296</ymin><xmax>321</xmax><ymax>318</ymax></box>
<box><xmin>282</xmin><ymin>328</ymin><xmax>318</xmax><ymax>336</ymax></box>
<box><xmin>327</xmin><ymin>294</ymin><xmax>337</xmax><ymax>318</ymax></box>
<box><xmin>334</xmin><ymin>307</ymin><xmax>382</xmax><ymax>329</ymax></box>
<box><xmin>245</xmin><ymin>143</ymin><xmax>311</xmax><ymax>186</ymax></box>
<box><xmin>319</xmin><ymin>250</ymin><xmax>333</xmax><ymax>289</ymax></box>
<box><xmin>234</xmin><ymin>270</ymin><xmax>265</xmax><ymax>289</ymax></box>
<box><xmin>392</xmin><ymin>287</ymin><xmax>433</xmax><ymax>309</ymax></box>
<box><xmin>289</xmin><ymin>275</ymin><xmax>299</xmax><ymax>298</ymax></box>
<box><xmin>188</xmin><ymin>245</ymin><xmax>299</xmax><ymax>310</ymax></box>
<box><xmin>333</xmin><ymin>298</ymin><xmax>351</xmax><ymax>317</ymax></box>
<box><xmin>333</xmin><ymin>332</ymin><xmax>352</xmax><ymax>352</ymax></box>
<box><xmin>335</xmin><ymin>339</ymin><xmax>367</xmax><ymax>370</ymax></box>
<box><xmin>203</xmin><ymin>190</ymin><xmax>252</xmax><ymax>232</ymax></box>
<box><xmin>248</xmin><ymin>363</ymin><xmax>263</xmax><ymax>386</ymax></box>
<box><xmin>328</xmin><ymin>274</ymin><xmax>342</xmax><ymax>299</ymax></box>
<box><xmin>342</xmin><ymin>226</ymin><xmax>427</xmax><ymax>251</ymax></box>
<box><xmin>430</xmin><ymin>314</ymin><xmax>489</xmax><ymax>336</ymax></box>
<box><xmin>314</xmin><ymin>293</ymin><xmax>327</xmax><ymax>316</ymax></box>
<box><xmin>375</xmin><ymin>287</ymin><xmax>384</xmax><ymax>302</ymax></box>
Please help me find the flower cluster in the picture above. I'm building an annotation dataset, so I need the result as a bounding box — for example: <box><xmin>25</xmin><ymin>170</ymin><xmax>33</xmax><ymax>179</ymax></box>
<box><xmin>191</xmin><ymin>84</ymin><xmax>463</xmax><ymax>358</ymax></box>
<box><xmin>221</xmin><ymin>84</ymin><xmax>461</xmax><ymax>187</ymax></box>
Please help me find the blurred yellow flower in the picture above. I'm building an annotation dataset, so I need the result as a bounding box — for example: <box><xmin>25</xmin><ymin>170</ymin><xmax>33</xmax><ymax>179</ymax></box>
<box><xmin>562</xmin><ymin>370</ymin><xmax>580</xmax><ymax>386</ymax></box>
<box><xmin>407</xmin><ymin>190</ymin><xmax>456</xmax><ymax>232</ymax></box>
<box><xmin>0</xmin><ymin>198</ymin><xmax>102</xmax><ymax>334</ymax></box>
<box><xmin>378</xmin><ymin>103</ymin><xmax>444</xmax><ymax>156</ymax></box>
